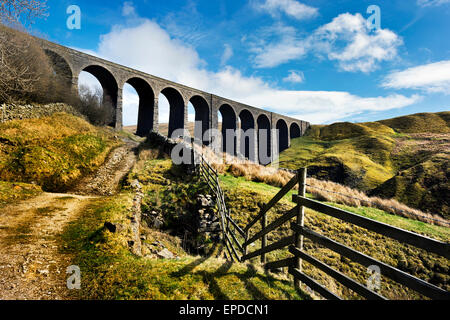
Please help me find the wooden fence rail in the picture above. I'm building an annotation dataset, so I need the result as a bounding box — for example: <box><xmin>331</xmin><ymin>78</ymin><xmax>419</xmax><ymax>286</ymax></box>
<box><xmin>193</xmin><ymin>152</ymin><xmax>450</xmax><ymax>300</ymax></box>
<box><xmin>197</xmin><ymin>153</ymin><xmax>244</xmax><ymax>262</ymax></box>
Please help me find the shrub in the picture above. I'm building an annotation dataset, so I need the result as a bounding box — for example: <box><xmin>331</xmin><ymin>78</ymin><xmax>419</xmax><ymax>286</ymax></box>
<box><xmin>77</xmin><ymin>84</ymin><xmax>115</xmax><ymax>126</ymax></box>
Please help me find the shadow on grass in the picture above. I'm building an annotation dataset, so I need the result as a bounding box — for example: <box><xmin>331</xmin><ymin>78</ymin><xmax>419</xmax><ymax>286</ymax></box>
<box><xmin>171</xmin><ymin>242</ymin><xmax>221</xmax><ymax>277</ymax></box>
<box><xmin>170</xmin><ymin>242</ymin><xmax>307</xmax><ymax>300</ymax></box>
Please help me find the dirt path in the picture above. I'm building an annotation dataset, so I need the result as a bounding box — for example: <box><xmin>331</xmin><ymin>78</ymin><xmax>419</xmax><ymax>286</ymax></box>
<box><xmin>0</xmin><ymin>140</ymin><xmax>139</xmax><ymax>300</ymax></box>
<box><xmin>0</xmin><ymin>193</ymin><xmax>95</xmax><ymax>300</ymax></box>
<box><xmin>71</xmin><ymin>140</ymin><xmax>139</xmax><ymax>196</ymax></box>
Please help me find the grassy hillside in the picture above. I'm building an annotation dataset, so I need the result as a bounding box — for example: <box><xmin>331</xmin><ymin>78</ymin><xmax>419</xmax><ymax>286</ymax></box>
<box><xmin>61</xmin><ymin>155</ymin><xmax>307</xmax><ymax>300</ymax></box>
<box><xmin>2</xmin><ymin>111</ymin><xmax>447</xmax><ymax>300</ymax></box>
<box><xmin>276</xmin><ymin>112</ymin><xmax>450</xmax><ymax>218</ymax></box>
<box><xmin>62</xmin><ymin>146</ymin><xmax>448</xmax><ymax>300</ymax></box>
<box><xmin>0</xmin><ymin>112</ymin><xmax>119</xmax><ymax>192</ymax></box>
<box><xmin>219</xmin><ymin>173</ymin><xmax>449</xmax><ymax>299</ymax></box>
<box><xmin>379</xmin><ymin>112</ymin><xmax>450</xmax><ymax>134</ymax></box>
<box><xmin>0</xmin><ymin>181</ymin><xmax>42</xmax><ymax>208</ymax></box>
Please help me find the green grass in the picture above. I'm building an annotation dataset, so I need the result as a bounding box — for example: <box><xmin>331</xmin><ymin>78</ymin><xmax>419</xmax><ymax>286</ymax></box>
<box><xmin>330</xmin><ymin>203</ymin><xmax>450</xmax><ymax>241</ymax></box>
<box><xmin>275</xmin><ymin>111</ymin><xmax>450</xmax><ymax>218</ymax></box>
<box><xmin>61</xmin><ymin>193</ymin><xmax>308</xmax><ymax>300</ymax></box>
<box><xmin>275</xmin><ymin>134</ymin><xmax>396</xmax><ymax>191</ymax></box>
<box><xmin>220</xmin><ymin>174</ymin><xmax>299</xmax><ymax>201</ymax></box>
<box><xmin>220</xmin><ymin>174</ymin><xmax>449</xmax><ymax>241</ymax></box>
<box><xmin>0</xmin><ymin>113</ymin><xmax>119</xmax><ymax>192</ymax></box>
<box><xmin>379</xmin><ymin>112</ymin><xmax>450</xmax><ymax>134</ymax></box>
<box><xmin>220</xmin><ymin>174</ymin><xmax>449</xmax><ymax>299</ymax></box>
<box><xmin>0</xmin><ymin>180</ymin><xmax>42</xmax><ymax>208</ymax></box>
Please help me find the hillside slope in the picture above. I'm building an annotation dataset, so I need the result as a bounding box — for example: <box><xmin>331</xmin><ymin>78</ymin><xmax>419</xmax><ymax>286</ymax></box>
<box><xmin>62</xmin><ymin>148</ymin><xmax>448</xmax><ymax>300</ymax></box>
<box><xmin>219</xmin><ymin>174</ymin><xmax>449</xmax><ymax>299</ymax></box>
<box><xmin>276</xmin><ymin>112</ymin><xmax>450</xmax><ymax>218</ymax></box>
<box><xmin>60</xmin><ymin>149</ymin><xmax>307</xmax><ymax>300</ymax></box>
<box><xmin>0</xmin><ymin>112</ymin><xmax>119</xmax><ymax>192</ymax></box>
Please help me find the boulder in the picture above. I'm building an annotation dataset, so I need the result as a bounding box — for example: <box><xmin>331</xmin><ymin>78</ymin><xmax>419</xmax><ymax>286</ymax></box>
<box><xmin>157</xmin><ymin>248</ymin><xmax>175</xmax><ymax>259</ymax></box>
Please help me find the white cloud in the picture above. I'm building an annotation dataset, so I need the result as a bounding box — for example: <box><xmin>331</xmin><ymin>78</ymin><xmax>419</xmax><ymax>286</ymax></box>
<box><xmin>249</xmin><ymin>13</ymin><xmax>403</xmax><ymax>73</ymax></box>
<box><xmin>79</xmin><ymin>5</ymin><xmax>420</xmax><ymax>125</ymax></box>
<box><xmin>122</xmin><ymin>1</ymin><xmax>137</xmax><ymax>17</ymax></box>
<box><xmin>382</xmin><ymin>60</ymin><xmax>450</xmax><ymax>94</ymax></box>
<box><xmin>250</xmin><ymin>23</ymin><xmax>307</xmax><ymax>68</ymax></box>
<box><xmin>254</xmin><ymin>0</ymin><xmax>318</xmax><ymax>20</ymax></box>
<box><xmin>78</xmin><ymin>71</ymin><xmax>102</xmax><ymax>90</ymax></box>
<box><xmin>311</xmin><ymin>13</ymin><xmax>402</xmax><ymax>73</ymax></box>
<box><xmin>233</xmin><ymin>87</ymin><xmax>422</xmax><ymax>124</ymax></box>
<box><xmin>417</xmin><ymin>0</ymin><xmax>450</xmax><ymax>7</ymax></box>
<box><xmin>97</xmin><ymin>21</ymin><xmax>205</xmax><ymax>83</ymax></box>
<box><xmin>221</xmin><ymin>44</ymin><xmax>233</xmax><ymax>66</ymax></box>
<box><xmin>252</xmin><ymin>39</ymin><xmax>307</xmax><ymax>68</ymax></box>
<box><xmin>283</xmin><ymin>70</ymin><xmax>305</xmax><ymax>83</ymax></box>
<box><xmin>122</xmin><ymin>84</ymin><xmax>140</xmax><ymax>126</ymax></box>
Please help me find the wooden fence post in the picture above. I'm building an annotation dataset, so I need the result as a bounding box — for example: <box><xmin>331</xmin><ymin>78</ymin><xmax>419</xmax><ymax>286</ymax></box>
<box><xmin>261</xmin><ymin>212</ymin><xmax>267</xmax><ymax>264</ymax></box>
<box><xmin>294</xmin><ymin>167</ymin><xmax>307</xmax><ymax>288</ymax></box>
<box><xmin>243</xmin><ymin>229</ymin><xmax>249</xmax><ymax>259</ymax></box>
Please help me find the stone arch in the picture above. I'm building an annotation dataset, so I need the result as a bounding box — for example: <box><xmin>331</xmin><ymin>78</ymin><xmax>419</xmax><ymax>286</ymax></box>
<box><xmin>290</xmin><ymin>122</ymin><xmax>301</xmax><ymax>140</ymax></box>
<box><xmin>257</xmin><ymin>114</ymin><xmax>272</xmax><ymax>165</ymax></box>
<box><xmin>44</xmin><ymin>50</ymin><xmax>73</xmax><ymax>84</ymax></box>
<box><xmin>218</xmin><ymin>104</ymin><xmax>237</xmax><ymax>155</ymax></box>
<box><xmin>125</xmin><ymin>77</ymin><xmax>155</xmax><ymax>136</ymax></box>
<box><xmin>81</xmin><ymin>65</ymin><xmax>118</xmax><ymax>127</ymax></box>
<box><xmin>239</xmin><ymin>109</ymin><xmax>256</xmax><ymax>161</ymax></box>
<box><xmin>160</xmin><ymin>87</ymin><xmax>185</xmax><ymax>138</ymax></box>
<box><xmin>189</xmin><ymin>95</ymin><xmax>210</xmax><ymax>144</ymax></box>
<box><xmin>276</xmin><ymin>119</ymin><xmax>289</xmax><ymax>153</ymax></box>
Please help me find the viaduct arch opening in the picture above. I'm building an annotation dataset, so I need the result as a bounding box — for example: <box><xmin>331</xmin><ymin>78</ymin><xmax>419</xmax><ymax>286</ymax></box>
<box><xmin>43</xmin><ymin>50</ymin><xmax>74</xmax><ymax>102</ymax></box>
<box><xmin>159</xmin><ymin>87</ymin><xmax>185</xmax><ymax>138</ymax></box>
<box><xmin>218</xmin><ymin>104</ymin><xmax>237</xmax><ymax>155</ymax></box>
<box><xmin>257</xmin><ymin>115</ymin><xmax>272</xmax><ymax>165</ymax></box>
<box><xmin>80</xmin><ymin>65</ymin><xmax>118</xmax><ymax>127</ymax></box>
<box><xmin>189</xmin><ymin>95</ymin><xmax>210</xmax><ymax>144</ymax></box>
<box><xmin>239</xmin><ymin>110</ymin><xmax>256</xmax><ymax>161</ymax></box>
<box><xmin>125</xmin><ymin>78</ymin><xmax>155</xmax><ymax>137</ymax></box>
<box><xmin>277</xmin><ymin>119</ymin><xmax>289</xmax><ymax>154</ymax></box>
<box><xmin>290</xmin><ymin>123</ymin><xmax>301</xmax><ymax>140</ymax></box>
<box><xmin>44</xmin><ymin>50</ymin><xmax>73</xmax><ymax>84</ymax></box>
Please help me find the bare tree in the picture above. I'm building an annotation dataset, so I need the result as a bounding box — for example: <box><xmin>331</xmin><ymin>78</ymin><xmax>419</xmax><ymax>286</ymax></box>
<box><xmin>0</xmin><ymin>1</ymin><xmax>52</xmax><ymax>103</ymax></box>
<box><xmin>0</xmin><ymin>0</ymin><xmax>47</xmax><ymax>26</ymax></box>
<box><xmin>77</xmin><ymin>84</ymin><xmax>115</xmax><ymax>126</ymax></box>
<box><xmin>0</xmin><ymin>25</ymin><xmax>54</xmax><ymax>103</ymax></box>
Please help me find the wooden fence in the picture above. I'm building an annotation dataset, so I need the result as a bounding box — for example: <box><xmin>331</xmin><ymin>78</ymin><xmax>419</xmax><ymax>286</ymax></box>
<box><xmin>195</xmin><ymin>158</ymin><xmax>450</xmax><ymax>300</ymax></box>
<box><xmin>197</xmin><ymin>154</ymin><xmax>245</xmax><ymax>262</ymax></box>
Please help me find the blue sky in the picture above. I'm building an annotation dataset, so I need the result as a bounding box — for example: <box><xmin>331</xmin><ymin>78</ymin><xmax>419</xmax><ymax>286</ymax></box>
<box><xmin>32</xmin><ymin>0</ymin><xmax>450</xmax><ymax>125</ymax></box>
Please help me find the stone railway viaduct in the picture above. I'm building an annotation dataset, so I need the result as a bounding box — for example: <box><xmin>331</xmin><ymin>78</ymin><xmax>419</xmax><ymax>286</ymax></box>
<box><xmin>40</xmin><ymin>39</ymin><xmax>310</xmax><ymax>164</ymax></box>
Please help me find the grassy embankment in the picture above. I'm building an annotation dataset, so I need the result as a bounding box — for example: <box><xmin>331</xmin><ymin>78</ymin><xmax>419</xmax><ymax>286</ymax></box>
<box><xmin>3</xmin><ymin>111</ymin><xmax>448</xmax><ymax>300</ymax></box>
<box><xmin>0</xmin><ymin>112</ymin><xmax>119</xmax><ymax>196</ymax></box>
<box><xmin>1</xmin><ymin>111</ymin><xmax>305</xmax><ymax>300</ymax></box>
<box><xmin>60</xmin><ymin>148</ymin><xmax>307</xmax><ymax>300</ymax></box>
<box><xmin>60</xmin><ymin>151</ymin><xmax>448</xmax><ymax>300</ymax></box>
<box><xmin>275</xmin><ymin>112</ymin><xmax>450</xmax><ymax>219</ymax></box>
<box><xmin>0</xmin><ymin>181</ymin><xmax>42</xmax><ymax>208</ymax></box>
<box><xmin>219</xmin><ymin>173</ymin><xmax>449</xmax><ymax>300</ymax></box>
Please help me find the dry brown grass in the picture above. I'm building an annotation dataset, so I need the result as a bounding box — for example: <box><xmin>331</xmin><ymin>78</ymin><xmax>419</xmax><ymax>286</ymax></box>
<box><xmin>201</xmin><ymin>147</ymin><xmax>449</xmax><ymax>227</ymax></box>
<box><xmin>305</xmin><ymin>178</ymin><xmax>447</xmax><ymax>226</ymax></box>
